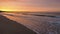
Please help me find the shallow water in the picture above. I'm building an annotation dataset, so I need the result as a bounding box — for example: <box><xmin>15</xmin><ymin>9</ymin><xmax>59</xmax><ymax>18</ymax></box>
<box><xmin>1</xmin><ymin>12</ymin><xmax>60</xmax><ymax>34</ymax></box>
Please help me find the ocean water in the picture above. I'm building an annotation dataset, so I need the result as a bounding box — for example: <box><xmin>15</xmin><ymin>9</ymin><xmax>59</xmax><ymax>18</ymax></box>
<box><xmin>2</xmin><ymin>12</ymin><xmax>60</xmax><ymax>34</ymax></box>
<box><xmin>18</xmin><ymin>12</ymin><xmax>60</xmax><ymax>18</ymax></box>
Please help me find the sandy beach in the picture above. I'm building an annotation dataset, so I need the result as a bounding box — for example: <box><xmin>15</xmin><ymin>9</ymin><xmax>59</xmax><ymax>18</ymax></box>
<box><xmin>0</xmin><ymin>15</ymin><xmax>36</xmax><ymax>34</ymax></box>
<box><xmin>2</xmin><ymin>12</ymin><xmax>60</xmax><ymax>34</ymax></box>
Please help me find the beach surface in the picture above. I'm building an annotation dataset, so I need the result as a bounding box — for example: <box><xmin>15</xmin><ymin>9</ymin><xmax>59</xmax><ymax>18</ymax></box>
<box><xmin>1</xmin><ymin>12</ymin><xmax>60</xmax><ymax>34</ymax></box>
<box><xmin>0</xmin><ymin>15</ymin><xmax>36</xmax><ymax>34</ymax></box>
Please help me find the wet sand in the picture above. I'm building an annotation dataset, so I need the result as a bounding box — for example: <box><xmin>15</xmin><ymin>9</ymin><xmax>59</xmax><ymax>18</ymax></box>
<box><xmin>0</xmin><ymin>15</ymin><xmax>36</xmax><ymax>34</ymax></box>
<box><xmin>3</xmin><ymin>13</ymin><xmax>60</xmax><ymax>34</ymax></box>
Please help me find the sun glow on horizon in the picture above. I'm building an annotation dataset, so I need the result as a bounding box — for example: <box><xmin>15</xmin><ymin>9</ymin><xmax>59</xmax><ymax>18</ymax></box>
<box><xmin>0</xmin><ymin>0</ymin><xmax>60</xmax><ymax>12</ymax></box>
<box><xmin>0</xmin><ymin>9</ymin><xmax>12</xmax><ymax>11</ymax></box>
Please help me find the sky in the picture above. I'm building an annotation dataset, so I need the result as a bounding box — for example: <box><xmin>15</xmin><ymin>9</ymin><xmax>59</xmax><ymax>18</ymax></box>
<box><xmin>0</xmin><ymin>0</ymin><xmax>60</xmax><ymax>12</ymax></box>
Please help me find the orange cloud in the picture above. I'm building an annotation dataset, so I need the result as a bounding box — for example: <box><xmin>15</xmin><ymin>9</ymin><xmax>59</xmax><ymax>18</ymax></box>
<box><xmin>0</xmin><ymin>0</ymin><xmax>60</xmax><ymax>12</ymax></box>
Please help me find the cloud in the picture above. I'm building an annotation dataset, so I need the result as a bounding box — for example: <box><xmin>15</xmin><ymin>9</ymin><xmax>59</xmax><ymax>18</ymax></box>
<box><xmin>0</xmin><ymin>0</ymin><xmax>60</xmax><ymax>11</ymax></box>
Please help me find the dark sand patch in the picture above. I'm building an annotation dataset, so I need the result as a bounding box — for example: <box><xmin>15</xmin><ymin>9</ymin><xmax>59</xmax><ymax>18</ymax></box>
<box><xmin>0</xmin><ymin>15</ymin><xmax>36</xmax><ymax>34</ymax></box>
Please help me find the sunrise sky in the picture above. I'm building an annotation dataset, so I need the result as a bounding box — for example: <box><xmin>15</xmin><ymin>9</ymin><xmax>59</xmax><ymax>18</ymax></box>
<box><xmin>0</xmin><ymin>0</ymin><xmax>60</xmax><ymax>12</ymax></box>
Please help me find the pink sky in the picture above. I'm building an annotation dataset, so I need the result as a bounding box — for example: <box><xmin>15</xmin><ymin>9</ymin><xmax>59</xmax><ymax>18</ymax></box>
<box><xmin>0</xmin><ymin>0</ymin><xmax>60</xmax><ymax>12</ymax></box>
